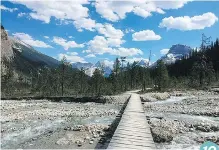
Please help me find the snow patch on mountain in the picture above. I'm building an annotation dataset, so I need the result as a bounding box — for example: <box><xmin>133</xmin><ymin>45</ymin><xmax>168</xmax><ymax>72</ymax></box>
<box><xmin>154</xmin><ymin>44</ymin><xmax>192</xmax><ymax>66</ymax></box>
<box><xmin>72</xmin><ymin>61</ymin><xmax>113</xmax><ymax>77</ymax></box>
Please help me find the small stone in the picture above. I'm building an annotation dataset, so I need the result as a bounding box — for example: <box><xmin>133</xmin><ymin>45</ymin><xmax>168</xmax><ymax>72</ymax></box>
<box><xmin>85</xmin><ymin>136</ymin><xmax>90</xmax><ymax>140</ymax></box>
<box><xmin>189</xmin><ymin>128</ymin><xmax>194</xmax><ymax>132</ymax></box>
<box><xmin>89</xmin><ymin>140</ymin><xmax>94</xmax><ymax>144</ymax></box>
<box><xmin>179</xmin><ymin>130</ymin><xmax>183</xmax><ymax>133</ymax></box>
<box><xmin>100</xmin><ymin>132</ymin><xmax>104</xmax><ymax>136</ymax></box>
<box><xmin>48</xmin><ymin>130</ymin><xmax>53</xmax><ymax>133</ymax></box>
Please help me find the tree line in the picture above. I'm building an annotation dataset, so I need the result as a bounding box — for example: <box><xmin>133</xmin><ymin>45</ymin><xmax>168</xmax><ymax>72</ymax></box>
<box><xmin>1</xmin><ymin>38</ymin><xmax>219</xmax><ymax>97</ymax></box>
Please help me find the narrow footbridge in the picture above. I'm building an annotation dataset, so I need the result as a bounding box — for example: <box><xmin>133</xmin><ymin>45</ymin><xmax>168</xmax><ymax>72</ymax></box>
<box><xmin>107</xmin><ymin>93</ymin><xmax>155</xmax><ymax>149</ymax></box>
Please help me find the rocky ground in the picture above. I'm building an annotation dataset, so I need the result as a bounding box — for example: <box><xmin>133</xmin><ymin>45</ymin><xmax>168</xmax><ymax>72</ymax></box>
<box><xmin>1</xmin><ymin>94</ymin><xmax>130</xmax><ymax>149</ymax></box>
<box><xmin>141</xmin><ymin>90</ymin><xmax>219</xmax><ymax>149</ymax></box>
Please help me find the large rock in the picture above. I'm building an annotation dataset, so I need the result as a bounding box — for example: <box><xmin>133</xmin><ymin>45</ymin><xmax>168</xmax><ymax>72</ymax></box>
<box><xmin>151</xmin><ymin>92</ymin><xmax>170</xmax><ymax>100</ymax></box>
<box><xmin>151</xmin><ymin>127</ymin><xmax>173</xmax><ymax>142</ymax></box>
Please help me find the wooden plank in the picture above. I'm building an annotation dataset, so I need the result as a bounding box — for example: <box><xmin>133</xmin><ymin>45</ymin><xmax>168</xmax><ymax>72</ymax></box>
<box><xmin>107</xmin><ymin>93</ymin><xmax>155</xmax><ymax>149</ymax></box>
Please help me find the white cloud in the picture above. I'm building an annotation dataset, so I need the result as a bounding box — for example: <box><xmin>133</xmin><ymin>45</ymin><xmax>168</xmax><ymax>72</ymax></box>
<box><xmin>126</xmin><ymin>57</ymin><xmax>149</xmax><ymax>64</ymax></box>
<box><xmin>73</xmin><ymin>18</ymin><xmax>96</xmax><ymax>31</ymax></box>
<box><xmin>44</xmin><ymin>36</ymin><xmax>49</xmax><ymax>39</ymax></box>
<box><xmin>53</xmin><ymin>36</ymin><xmax>84</xmax><ymax>50</ymax></box>
<box><xmin>153</xmin><ymin>1</ymin><xmax>190</xmax><ymax>10</ymax></box>
<box><xmin>96</xmin><ymin>23</ymin><xmax>124</xmax><ymax>39</ymax></box>
<box><xmin>29</xmin><ymin>13</ymin><xmax>50</xmax><ymax>23</ymax></box>
<box><xmin>87</xmin><ymin>36</ymin><xmax>111</xmax><ymax>54</ymax></box>
<box><xmin>12</xmin><ymin>32</ymin><xmax>53</xmax><ymax>48</ymax></box>
<box><xmin>12</xmin><ymin>1</ymin><xmax>89</xmax><ymax>22</ymax></box>
<box><xmin>12</xmin><ymin>1</ymin><xmax>92</xmax><ymax>31</ymax></box>
<box><xmin>17</xmin><ymin>12</ymin><xmax>26</xmax><ymax>18</ymax></box>
<box><xmin>159</xmin><ymin>12</ymin><xmax>218</xmax><ymax>31</ymax></box>
<box><xmin>57</xmin><ymin>52</ymin><xmax>86</xmax><ymax>63</ymax></box>
<box><xmin>94</xmin><ymin>1</ymin><xmax>189</xmax><ymax>22</ymax></box>
<box><xmin>132</xmin><ymin>30</ymin><xmax>161</xmax><ymax>41</ymax></box>
<box><xmin>125</xmin><ymin>28</ymin><xmax>135</xmax><ymax>33</ymax></box>
<box><xmin>0</xmin><ymin>5</ymin><xmax>18</xmax><ymax>12</ymax></box>
<box><xmin>68</xmin><ymin>36</ymin><xmax>73</xmax><ymax>39</ymax></box>
<box><xmin>85</xmin><ymin>54</ymin><xmax>96</xmax><ymax>58</ymax></box>
<box><xmin>160</xmin><ymin>49</ymin><xmax>169</xmax><ymax>55</ymax></box>
<box><xmin>95</xmin><ymin>23</ymin><xmax>125</xmax><ymax>47</ymax></box>
<box><xmin>107</xmin><ymin>38</ymin><xmax>125</xmax><ymax>47</ymax></box>
<box><xmin>133</xmin><ymin>7</ymin><xmax>152</xmax><ymax>18</ymax></box>
<box><xmin>102</xmin><ymin>60</ymin><xmax>114</xmax><ymax>69</ymax></box>
<box><xmin>66</xmin><ymin>52</ymin><xmax>78</xmax><ymax>55</ymax></box>
<box><xmin>111</xmin><ymin>48</ymin><xmax>143</xmax><ymax>57</ymax></box>
<box><xmin>86</xmin><ymin>35</ymin><xmax>143</xmax><ymax>57</ymax></box>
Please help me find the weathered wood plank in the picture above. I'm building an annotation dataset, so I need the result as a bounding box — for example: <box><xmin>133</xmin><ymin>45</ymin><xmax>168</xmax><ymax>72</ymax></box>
<box><xmin>107</xmin><ymin>93</ymin><xmax>155</xmax><ymax>149</ymax></box>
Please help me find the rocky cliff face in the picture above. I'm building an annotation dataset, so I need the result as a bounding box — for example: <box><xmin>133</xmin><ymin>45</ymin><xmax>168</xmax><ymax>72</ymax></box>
<box><xmin>1</xmin><ymin>25</ymin><xmax>14</xmax><ymax>60</ymax></box>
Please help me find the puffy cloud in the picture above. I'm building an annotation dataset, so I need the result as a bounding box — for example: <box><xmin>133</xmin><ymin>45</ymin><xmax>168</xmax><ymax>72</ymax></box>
<box><xmin>126</xmin><ymin>57</ymin><xmax>149</xmax><ymax>64</ymax></box>
<box><xmin>94</xmin><ymin>0</ymin><xmax>189</xmax><ymax>22</ymax></box>
<box><xmin>87</xmin><ymin>36</ymin><xmax>112</xmax><ymax>54</ymax></box>
<box><xmin>96</xmin><ymin>23</ymin><xmax>124</xmax><ymax>39</ymax></box>
<box><xmin>12</xmin><ymin>32</ymin><xmax>53</xmax><ymax>48</ymax></box>
<box><xmin>44</xmin><ymin>36</ymin><xmax>49</xmax><ymax>39</ymax></box>
<box><xmin>12</xmin><ymin>1</ymin><xmax>89</xmax><ymax>22</ymax></box>
<box><xmin>95</xmin><ymin>23</ymin><xmax>125</xmax><ymax>47</ymax></box>
<box><xmin>159</xmin><ymin>12</ymin><xmax>218</xmax><ymax>31</ymax></box>
<box><xmin>107</xmin><ymin>38</ymin><xmax>125</xmax><ymax>47</ymax></box>
<box><xmin>160</xmin><ymin>49</ymin><xmax>169</xmax><ymax>55</ymax></box>
<box><xmin>153</xmin><ymin>1</ymin><xmax>190</xmax><ymax>10</ymax></box>
<box><xmin>133</xmin><ymin>7</ymin><xmax>152</xmax><ymax>18</ymax></box>
<box><xmin>12</xmin><ymin>1</ymin><xmax>94</xmax><ymax>31</ymax></box>
<box><xmin>86</xmin><ymin>35</ymin><xmax>143</xmax><ymax>57</ymax></box>
<box><xmin>85</xmin><ymin>54</ymin><xmax>96</xmax><ymax>58</ymax></box>
<box><xmin>0</xmin><ymin>5</ymin><xmax>18</xmax><ymax>12</ymax></box>
<box><xmin>57</xmin><ymin>52</ymin><xmax>86</xmax><ymax>63</ymax></box>
<box><xmin>68</xmin><ymin>36</ymin><xmax>73</xmax><ymax>39</ymax></box>
<box><xmin>111</xmin><ymin>48</ymin><xmax>143</xmax><ymax>57</ymax></box>
<box><xmin>132</xmin><ymin>30</ymin><xmax>161</xmax><ymax>41</ymax></box>
<box><xmin>53</xmin><ymin>36</ymin><xmax>84</xmax><ymax>50</ymax></box>
<box><xmin>73</xmin><ymin>18</ymin><xmax>96</xmax><ymax>31</ymax></box>
<box><xmin>102</xmin><ymin>60</ymin><xmax>114</xmax><ymax>69</ymax></box>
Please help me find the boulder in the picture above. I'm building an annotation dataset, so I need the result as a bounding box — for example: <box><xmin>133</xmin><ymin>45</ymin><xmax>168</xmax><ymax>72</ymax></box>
<box><xmin>151</xmin><ymin>127</ymin><xmax>173</xmax><ymax>143</ymax></box>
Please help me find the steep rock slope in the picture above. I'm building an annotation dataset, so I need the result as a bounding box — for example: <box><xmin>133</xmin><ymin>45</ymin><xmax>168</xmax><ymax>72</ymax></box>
<box><xmin>1</xmin><ymin>25</ymin><xmax>14</xmax><ymax>60</ymax></box>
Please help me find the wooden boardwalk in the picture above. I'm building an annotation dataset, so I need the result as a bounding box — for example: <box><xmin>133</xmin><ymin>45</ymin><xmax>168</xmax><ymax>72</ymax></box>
<box><xmin>107</xmin><ymin>93</ymin><xmax>155</xmax><ymax>149</ymax></box>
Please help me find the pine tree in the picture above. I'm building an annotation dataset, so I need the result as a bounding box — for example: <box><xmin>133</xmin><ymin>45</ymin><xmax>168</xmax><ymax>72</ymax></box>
<box><xmin>58</xmin><ymin>56</ymin><xmax>70</xmax><ymax>96</ymax></box>
<box><xmin>113</xmin><ymin>58</ymin><xmax>120</xmax><ymax>76</ymax></box>
<box><xmin>92</xmin><ymin>69</ymin><xmax>104</xmax><ymax>96</ymax></box>
<box><xmin>155</xmin><ymin>60</ymin><xmax>169</xmax><ymax>90</ymax></box>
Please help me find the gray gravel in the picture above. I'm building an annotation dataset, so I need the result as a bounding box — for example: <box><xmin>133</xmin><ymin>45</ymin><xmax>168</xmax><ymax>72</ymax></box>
<box><xmin>1</xmin><ymin>94</ymin><xmax>130</xmax><ymax>149</ymax></box>
<box><xmin>142</xmin><ymin>90</ymin><xmax>219</xmax><ymax>149</ymax></box>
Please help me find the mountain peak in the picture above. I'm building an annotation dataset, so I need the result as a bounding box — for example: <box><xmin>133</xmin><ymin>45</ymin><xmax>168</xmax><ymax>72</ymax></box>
<box><xmin>168</xmin><ymin>44</ymin><xmax>192</xmax><ymax>55</ymax></box>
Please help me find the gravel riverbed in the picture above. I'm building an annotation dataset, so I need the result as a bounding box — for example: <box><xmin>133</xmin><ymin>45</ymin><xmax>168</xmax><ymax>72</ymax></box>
<box><xmin>141</xmin><ymin>90</ymin><xmax>219</xmax><ymax>149</ymax></box>
<box><xmin>1</xmin><ymin>94</ymin><xmax>130</xmax><ymax>149</ymax></box>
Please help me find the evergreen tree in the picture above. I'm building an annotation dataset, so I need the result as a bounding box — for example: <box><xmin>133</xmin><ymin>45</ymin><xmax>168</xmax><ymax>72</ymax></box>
<box><xmin>155</xmin><ymin>60</ymin><xmax>169</xmax><ymax>90</ymax></box>
<box><xmin>91</xmin><ymin>69</ymin><xmax>104</xmax><ymax>96</ymax></box>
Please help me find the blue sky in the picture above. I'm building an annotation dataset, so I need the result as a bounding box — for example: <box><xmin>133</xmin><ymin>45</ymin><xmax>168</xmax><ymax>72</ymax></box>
<box><xmin>1</xmin><ymin>1</ymin><xmax>219</xmax><ymax>66</ymax></box>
